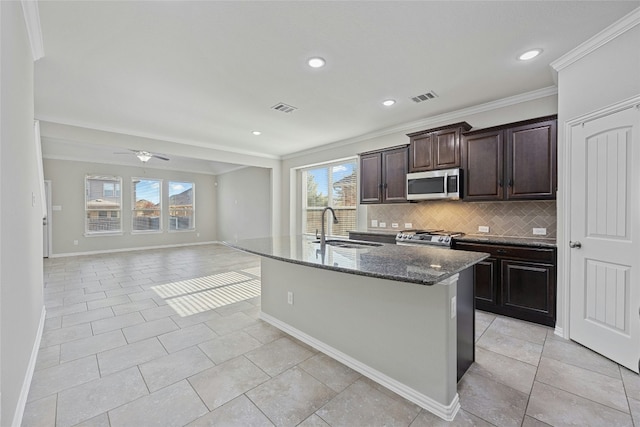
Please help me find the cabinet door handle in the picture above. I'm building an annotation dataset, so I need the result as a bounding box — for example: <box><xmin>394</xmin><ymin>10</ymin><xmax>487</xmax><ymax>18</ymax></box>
<box><xmin>384</xmin><ymin>183</ymin><xmax>388</xmax><ymax>189</ymax></box>
<box><xmin>498</xmin><ymin>180</ymin><xmax>503</xmax><ymax>187</ymax></box>
<box><xmin>508</xmin><ymin>179</ymin><xmax>513</xmax><ymax>187</ymax></box>
<box><xmin>496</xmin><ymin>249</ymin><xmax>507</xmax><ymax>254</ymax></box>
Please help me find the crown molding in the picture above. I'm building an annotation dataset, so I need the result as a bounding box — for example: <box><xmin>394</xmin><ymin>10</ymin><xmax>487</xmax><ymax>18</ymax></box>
<box><xmin>551</xmin><ymin>6</ymin><xmax>640</xmax><ymax>72</ymax></box>
<box><xmin>282</xmin><ymin>86</ymin><xmax>558</xmax><ymax>160</ymax></box>
<box><xmin>21</xmin><ymin>0</ymin><xmax>44</xmax><ymax>61</ymax></box>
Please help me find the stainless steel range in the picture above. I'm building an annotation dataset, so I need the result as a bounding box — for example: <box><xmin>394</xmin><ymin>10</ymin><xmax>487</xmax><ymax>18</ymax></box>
<box><xmin>395</xmin><ymin>229</ymin><xmax>464</xmax><ymax>248</ymax></box>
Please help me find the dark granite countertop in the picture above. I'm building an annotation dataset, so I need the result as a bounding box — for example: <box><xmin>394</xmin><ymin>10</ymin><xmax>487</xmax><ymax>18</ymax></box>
<box><xmin>224</xmin><ymin>235</ymin><xmax>488</xmax><ymax>286</ymax></box>
<box><xmin>454</xmin><ymin>235</ymin><xmax>556</xmax><ymax>248</ymax></box>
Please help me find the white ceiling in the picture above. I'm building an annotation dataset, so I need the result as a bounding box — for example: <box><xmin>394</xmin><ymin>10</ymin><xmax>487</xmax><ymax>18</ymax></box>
<box><xmin>35</xmin><ymin>1</ymin><xmax>639</xmax><ymax>171</ymax></box>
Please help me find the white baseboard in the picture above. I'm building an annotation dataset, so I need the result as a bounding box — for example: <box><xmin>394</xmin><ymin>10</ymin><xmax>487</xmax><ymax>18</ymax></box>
<box><xmin>12</xmin><ymin>306</ymin><xmax>46</xmax><ymax>427</ymax></box>
<box><xmin>49</xmin><ymin>241</ymin><xmax>218</xmax><ymax>258</ymax></box>
<box><xmin>260</xmin><ymin>312</ymin><xmax>461</xmax><ymax>422</ymax></box>
<box><xmin>554</xmin><ymin>325</ymin><xmax>566</xmax><ymax>338</ymax></box>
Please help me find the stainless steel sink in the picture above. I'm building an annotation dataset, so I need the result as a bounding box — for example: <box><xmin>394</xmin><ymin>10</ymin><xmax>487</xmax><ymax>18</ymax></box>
<box><xmin>313</xmin><ymin>239</ymin><xmax>382</xmax><ymax>249</ymax></box>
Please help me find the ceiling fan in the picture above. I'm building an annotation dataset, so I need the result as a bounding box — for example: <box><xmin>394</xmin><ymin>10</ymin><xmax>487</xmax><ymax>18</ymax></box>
<box><xmin>114</xmin><ymin>149</ymin><xmax>170</xmax><ymax>163</ymax></box>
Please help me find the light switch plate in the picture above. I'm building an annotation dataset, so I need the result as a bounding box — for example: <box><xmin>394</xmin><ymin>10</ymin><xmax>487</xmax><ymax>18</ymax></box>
<box><xmin>404</xmin><ymin>223</ymin><xmax>412</xmax><ymax>229</ymax></box>
<box><xmin>533</xmin><ymin>228</ymin><xmax>547</xmax><ymax>235</ymax></box>
<box><xmin>391</xmin><ymin>223</ymin><xmax>399</xmax><ymax>228</ymax></box>
<box><xmin>379</xmin><ymin>222</ymin><xmax>386</xmax><ymax>228</ymax></box>
<box><xmin>371</xmin><ymin>220</ymin><xmax>378</xmax><ymax>227</ymax></box>
<box><xmin>478</xmin><ymin>226</ymin><xmax>490</xmax><ymax>233</ymax></box>
<box><xmin>52</xmin><ymin>205</ymin><xmax>62</xmax><ymax>211</ymax></box>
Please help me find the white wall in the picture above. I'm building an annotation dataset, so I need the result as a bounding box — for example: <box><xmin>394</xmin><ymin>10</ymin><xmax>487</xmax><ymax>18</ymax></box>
<box><xmin>216</xmin><ymin>166</ymin><xmax>272</xmax><ymax>241</ymax></box>
<box><xmin>280</xmin><ymin>94</ymin><xmax>559</xmax><ymax>236</ymax></box>
<box><xmin>555</xmin><ymin>16</ymin><xmax>640</xmax><ymax>336</ymax></box>
<box><xmin>44</xmin><ymin>158</ymin><xmax>218</xmax><ymax>255</ymax></box>
<box><xmin>0</xmin><ymin>1</ymin><xmax>45</xmax><ymax>424</ymax></box>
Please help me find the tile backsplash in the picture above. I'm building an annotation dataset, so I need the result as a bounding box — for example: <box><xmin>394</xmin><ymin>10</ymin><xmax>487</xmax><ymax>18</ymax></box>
<box><xmin>368</xmin><ymin>200</ymin><xmax>556</xmax><ymax>239</ymax></box>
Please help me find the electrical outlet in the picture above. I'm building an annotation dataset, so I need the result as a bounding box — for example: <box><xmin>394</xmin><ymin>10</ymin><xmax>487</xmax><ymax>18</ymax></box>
<box><xmin>287</xmin><ymin>291</ymin><xmax>294</xmax><ymax>305</ymax></box>
<box><xmin>391</xmin><ymin>223</ymin><xmax>399</xmax><ymax>228</ymax></box>
<box><xmin>52</xmin><ymin>205</ymin><xmax>62</xmax><ymax>211</ymax></box>
<box><xmin>73</xmin><ymin>240</ymin><xmax>78</xmax><ymax>245</ymax></box>
<box><xmin>404</xmin><ymin>223</ymin><xmax>412</xmax><ymax>229</ymax></box>
<box><xmin>371</xmin><ymin>220</ymin><xmax>378</xmax><ymax>227</ymax></box>
<box><xmin>478</xmin><ymin>226</ymin><xmax>490</xmax><ymax>233</ymax></box>
<box><xmin>533</xmin><ymin>228</ymin><xmax>547</xmax><ymax>235</ymax></box>
<box><xmin>196</xmin><ymin>233</ymin><xmax>200</xmax><ymax>237</ymax></box>
<box><xmin>379</xmin><ymin>222</ymin><xmax>386</xmax><ymax>228</ymax></box>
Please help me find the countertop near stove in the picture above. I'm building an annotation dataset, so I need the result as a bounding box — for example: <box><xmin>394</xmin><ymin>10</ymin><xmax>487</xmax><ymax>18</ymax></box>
<box><xmin>225</xmin><ymin>235</ymin><xmax>488</xmax><ymax>286</ymax></box>
<box><xmin>453</xmin><ymin>235</ymin><xmax>557</xmax><ymax>248</ymax></box>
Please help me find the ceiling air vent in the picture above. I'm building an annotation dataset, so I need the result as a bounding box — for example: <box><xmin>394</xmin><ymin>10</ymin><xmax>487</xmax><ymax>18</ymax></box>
<box><xmin>271</xmin><ymin>102</ymin><xmax>298</xmax><ymax>113</ymax></box>
<box><xmin>410</xmin><ymin>91</ymin><xmax>438</xmax><ymax>103</ymax></box>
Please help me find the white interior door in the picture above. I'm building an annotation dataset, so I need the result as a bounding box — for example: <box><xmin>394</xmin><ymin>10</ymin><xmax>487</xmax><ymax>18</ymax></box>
<box><xmin>569</xmin><ymin>102</ymin><xmax>640</xmax><ymax>373</ymax></box>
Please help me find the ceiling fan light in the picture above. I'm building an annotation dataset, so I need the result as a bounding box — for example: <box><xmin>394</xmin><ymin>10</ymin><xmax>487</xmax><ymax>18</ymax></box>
<box><xmin>136</xmin><ymin>153</ymin><xmax>152</xmax><ymax>162</ymax></box>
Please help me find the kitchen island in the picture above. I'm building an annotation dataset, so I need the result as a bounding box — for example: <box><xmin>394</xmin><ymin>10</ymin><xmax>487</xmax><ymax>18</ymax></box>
<box><xmin>225</xmin><ymin>236</ymin><xmax>488</xmax><ymax>421</ymax></box>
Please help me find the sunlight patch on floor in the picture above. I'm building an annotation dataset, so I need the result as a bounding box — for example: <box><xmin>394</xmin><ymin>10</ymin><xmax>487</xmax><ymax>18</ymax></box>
<box><xmin>151</xmin><ymin>271</ymin><xmax>251</xmax><ymax>298</ymax></box>
<box><xmin>150</xmin><ymin>272</ymin><xmax>261</xmax><ymax>317</ymax></box>
<box><xmin>166</xmin><ymin>279</ymin><xmax>261</xmax><ymax>317</ymax></box>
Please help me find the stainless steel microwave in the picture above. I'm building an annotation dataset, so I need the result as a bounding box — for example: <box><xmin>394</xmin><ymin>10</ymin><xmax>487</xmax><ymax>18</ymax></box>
<box><xmin>406</xmin><ymin>168</ymin><xmax>461</xmax><ymax>201</ymax></box>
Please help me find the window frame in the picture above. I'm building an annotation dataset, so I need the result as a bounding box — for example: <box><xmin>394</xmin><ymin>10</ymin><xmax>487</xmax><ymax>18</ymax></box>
<box><xmin>168</xmin><ymin>181</ymin><xmax>195</xmax><ymax>232</ymax></box>
<box><xmin>85</xmin><ymin>175</ymin><xmax>123</xmax><ymax>236</ymax></box>
<box><xmin>300</xmin><ymin>157</ymin><xmax>358</xmax><ymax>238</ymax></box>
<box><xmin>131</xmin><ymin>177</ymin><xmax>163</xmax><ymax>234</ymax></box>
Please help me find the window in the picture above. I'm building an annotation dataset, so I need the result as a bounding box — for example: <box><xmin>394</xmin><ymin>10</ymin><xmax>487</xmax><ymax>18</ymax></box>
<box><xmin>169</xmin><ymin>181</ymin><xmax>194</xmax><ymax>230</ymax></box>
<box><xmin>85</xmin><ymin>175</ymin><xmax>122</xmax><ymax>234</ymax></box>
<box><xmin>132</xmin><ymin>178</ymin><xmax>162</xmax><ymax>232</ymax></box>
<box><xmin>302</xmin><ymin>159</ymin><xmax>357</xmax><ymax>237</ymax></box>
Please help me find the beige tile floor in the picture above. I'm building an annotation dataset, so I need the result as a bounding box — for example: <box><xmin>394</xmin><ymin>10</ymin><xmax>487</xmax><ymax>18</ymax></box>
<box><xmin>22</xmin><ymin>243</ymin><xmax>640</xmax><ymax>427</ymax></box>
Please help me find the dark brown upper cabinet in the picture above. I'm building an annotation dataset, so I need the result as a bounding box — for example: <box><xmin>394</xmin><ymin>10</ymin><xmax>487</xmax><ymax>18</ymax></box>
<box><xmin>461</xmin><ymin>116</ymin><xmax>557</xmax><ymax>201</ymax></box>
<box><xmin>360</xmin><ymin>145</ymin><xmax>408</xmax><ymax>204</ymax></box>
<box><xmin>407</xmin><ymin>122</ymin><xmax>472</xmax><ymax>172</ymax></box>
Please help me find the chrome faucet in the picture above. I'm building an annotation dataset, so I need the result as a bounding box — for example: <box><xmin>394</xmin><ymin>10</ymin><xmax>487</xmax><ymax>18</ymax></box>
<box><xmin>320</xmin><ymin>207</ymin><xmax>339</xmax><ymax>247</ymax></box>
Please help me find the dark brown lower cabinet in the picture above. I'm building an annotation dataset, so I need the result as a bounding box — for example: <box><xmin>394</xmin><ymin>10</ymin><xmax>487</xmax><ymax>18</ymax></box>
<box><xmin>474</xmin><ymin>257</ymin><xmax>499</xmax><ymax>307</ymax></box>
<box><xmin>454</xmin><ymin>241</ymin><xmax>556</xmax><ymax>327</ymax></box>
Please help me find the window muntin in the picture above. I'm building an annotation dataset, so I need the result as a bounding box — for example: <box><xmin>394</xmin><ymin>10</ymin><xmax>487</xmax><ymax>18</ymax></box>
<box><xmin>132</xmin><ymin>178</ymin><xmax>162</xmax><ymax>232</ymax></box>
<box><xmin>85</xmin><ymin>175</ymin><xmax>122</xmax><ymax>234</ymax></box>
<box><xmin>169</xmin><ymin>181</ymin><xmax>195</xmax><ymax>230</ymax></box>
<box><xmin>302</xmin><ymin>159</ymin><xmax>357</xmax><ymax>237</ymax></box>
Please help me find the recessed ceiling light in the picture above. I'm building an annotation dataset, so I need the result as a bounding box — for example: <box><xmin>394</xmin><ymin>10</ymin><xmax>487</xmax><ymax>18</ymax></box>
<box><xmin>252</xmin><ymin>131</ymin><xmax>261</xmax><ymax>136</ymax></box>
<box><xmin>382</xmin><ymin>99</ymin><xmax>396</xmax><ymax>107</ymax></box>
<box><xmin>307</xmin><ymin>57</ymin><xmax>326</xmax><ymax>68</ymax></box>
<box><xmin>518</xmin><ymin>49</ymin><xmax>542</xmax><ymax>61</ymax></box>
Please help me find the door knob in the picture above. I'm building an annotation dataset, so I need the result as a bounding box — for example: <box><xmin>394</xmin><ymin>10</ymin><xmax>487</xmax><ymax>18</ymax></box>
<box><xmin>569</xmin><ymin>241</ymin><xmax>582</xmax><ymax>249</ymax></box>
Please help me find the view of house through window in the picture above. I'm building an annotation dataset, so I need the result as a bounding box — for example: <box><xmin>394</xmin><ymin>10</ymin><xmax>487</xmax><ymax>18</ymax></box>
<box><xmin>169</xmin><ymin>181</ymin><xmax>195</xmax><ymax>230</ymax></box>
<box><xmin>85</xmin><ymin>175</ymin><xmax>122</xmax><ymax>234</ymax></box>
<box><xmin>132</xmin><ymin>178</ymin><xmax>162</xmax><ymax>231</ymax></box>
<box><xmin>302</xmin><ymin>159</ymin><xmax>357</xmax><ymax>237</ymax></box>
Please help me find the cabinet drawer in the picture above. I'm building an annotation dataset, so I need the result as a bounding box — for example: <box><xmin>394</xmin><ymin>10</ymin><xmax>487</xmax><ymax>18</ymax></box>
<box><xmin>454</xmin><ymin>242</ymin><xmax>555</xmax><ymax>263</ymax></box>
